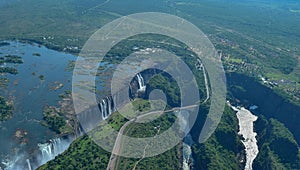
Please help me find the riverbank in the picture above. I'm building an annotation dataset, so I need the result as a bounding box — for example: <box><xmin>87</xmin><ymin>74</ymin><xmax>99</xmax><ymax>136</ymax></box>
<box><xmin>0</xmin><ymin>41</ymin><xmax>77</xmax><ymax>170</ymax></box>
<box><xmin>227</xmin><ymin>73</ymin><xmax>300</xmax><ymax>144</ymax></box>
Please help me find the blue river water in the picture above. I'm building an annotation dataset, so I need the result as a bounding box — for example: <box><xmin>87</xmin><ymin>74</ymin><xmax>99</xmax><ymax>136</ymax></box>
<box><xmin>0</xmin><ymin>41</ymin><xmax>76</xmax><ymax>169</ymax></box>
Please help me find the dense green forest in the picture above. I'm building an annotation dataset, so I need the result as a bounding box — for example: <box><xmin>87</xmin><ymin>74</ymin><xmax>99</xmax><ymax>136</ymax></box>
<box><xmin>1</xmin><ymin>0</ymin><xmax>299</xmax><ymax>169</ymax></box>
<box><xmin>253</xmin><ymin>117</ymin><xmax>300</xmax><ymax>169</ymax></box>
<box><xmin>38</xmin><ymin>99</ymin><xmax>180</xmax><ymax>169</ymax></box>
<box><xmin>0</xmin><ymin>55</ymin><xmax>23</xmax><ymax>74</ymax></box>
<box><xmin>192</xmin><ymin>105</ymin><xmax>245</xmax><ymax>170</ymax></box>
<box><xmin>0</xmin><ymin>67</ymin><xmax>18</xmax><ymax>75</ymax></box>
<box><xmin>38</xmin><ymin>104</ymin><xmax>244</xmax><ymax>169</ymax></box>
<box><xmin>42</xmin><ymin>107</ymin><xmax>68</xmax><ymax>134</ymax></box>
<box><xmin>114</xmin><ymin>106</ymin><xmax>179</xmax><ymax>169</ymax></box>
<box><xmin>38</xmin><ymin>135</ymin><xmax>111</xmax><ymax>170</ymax></box>
<box><xmin>0</xmin><ymin>96</ymin><xmax>13</xmax><ymax>121</ymax></box>
<box><xmin>0</xmin><ymin>0</ymin><xmax>298</xmax><ymax>103</ymax></box>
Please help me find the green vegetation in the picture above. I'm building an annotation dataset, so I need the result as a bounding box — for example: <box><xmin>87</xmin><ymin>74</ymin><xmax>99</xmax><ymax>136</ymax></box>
<box><xmin>0</xmin><ymin>42</ymin><xmax>10</xmax><ymax>47</ymax></box>
<box><xmin>40</xmin><ymin>100</ymin><xmax>181</xmax><ymax>170</ymax></box>
<box><xmin>0</xmin><ymin>67</ymin><xmax>18</xmax><ymax>75</ymax></box>
<box><xmin>42</xmin><ymin>107</ymin><xmax>68</xmax><ymax>134</ymax></box>
<box><xmin>114</xmin><ymin>109</ymin><xmax>179</xmax><ymax>169</ymax></box>
<box><xmin>148</xmin><ymin>73</ymin><xmax>180</xmax><ymax>107</ymax></box>
<box><xmin>100</xmin><ymin>33</ymin><xmax>207</xmax><ymax>102</ymax></box>
<box><xmin>38</xmin><ymin>32</ymin><xmax>210</xmax><ymax>169</ymax></box>
<box><xmin>0</xmin><ymin>0</ymin><xmax>117</xmax><ymax>53</ymax></box>
<box><xmin>0</xmin><ymin>55</ymin><xmax>23</xmax><ymax>74</ymax></box>
<box><xmin>0</xmin><ymin>54</ymin><xmax>21</xmax><ymax>121</ymax></box>
<box><xmin>1</xmin><ymin>1</ymin><xmax>299</xmax><ymax>169</ymax></box>
<box><xmin>65</xmin><ymin>60</ymin><xmax>75</xmax><ymax>72</ymax></box>
<box><xmin>105</xmin><ymin>111</ymin><xmax>128</xmax><ymax>132</ymax></box>
<box><xmin>32</xmin><ymin>52</ymin><xmax>41</xmax><ymax>56</ymax></box>
<box><xmin>115</xmin><ymin>144</ymin><xmax>181</xmax><ymax>170</ymax></box>
<box><xmin>192</xmin><ymin>105</ymin><xmax>244</xmax><ymax>170</ymax></box>
<box><xmin>5</xmin><ymin>55</ymin><xmax>23</xmax><ymax>64</ymax></box>
<box><xmin>0</xmin><ymin>77</ymin><xmax>9</xmax><ymax>88</ymax></box>
<box><xmin>132</xmin><ymin>99</ymin><xmax>151</xmax><ymax>112</ymax></box>
<box><xmin>0</xmin><ymin>0</ymin><xmax>298</xmax><ymax>103</ymax></box>
<box><xmin>0</xmin><ymin>96</ymin><xmax>13</xmax><ymax>121</ymax></box>
<box><xmin>253</xmin><ymin>117</ymin><xmax>300</xmax><ymax>169</ymax></box>
<box><xmin>41</xmin><ymin>90</ymin><xmax>78</xmax><ymax>135</ymax></box>
<box><xmin>0</xmin><ymin>55</ymin><xmax>23</xmax><ymax>64</ymax></box>
<box><xmin>38</xmin><ymin>75</ymin><xmax>45</xmax><ymax>80</ymax></box>
<box><xmin>124</xmin><ymin>112</ymin><xmax>175</xmax><ymax>138</ymax></box>
<box><xmin>38</xmin><ymin>135</ymin><xmax>110</xmax><ymax>170</ymax></box>
<box><xmin>227</xmin><ymin>73</ymin><xmax>300</xmax><ymax>143</ymax></box>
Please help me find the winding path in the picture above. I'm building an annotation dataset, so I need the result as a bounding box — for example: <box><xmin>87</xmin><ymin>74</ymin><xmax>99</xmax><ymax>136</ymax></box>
<box><xmin>106</xmin><ymin>56</ymin><xmax>210</xmax><ymax>170</ymax></box>
<box><xmin>106</xmin><ymin>104</ymin><xmax>198</xmax><ymax>170</ymax></box>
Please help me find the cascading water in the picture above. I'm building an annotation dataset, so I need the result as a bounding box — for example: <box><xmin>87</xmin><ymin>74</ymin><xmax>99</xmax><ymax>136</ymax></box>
<box><xmin>52</xmin><ymin>138</ymin><xmax>62</xmax><ymax>156</ymax></box>
<box><xmin>26</xmin><ymin>159</ymin><xmax>31</xmax><ymax>170</ymax></box>
<box><xmin>98</xmin><ymin>96</ymin><xmax>114</xmax><ymax>120</ymax></box>
<box><xmin>231</xmin><ymin>105</ymin><xmax>258</xmax><ymax>170</ymax></box>
<box><xmin>103</xmin><ymin>99</ymin><xmax>108</xmax><ymax>119</ymax></box>
<box><xmin>1</xmin><ymin>155</ymin><xmax>21</xmax><ymax>170</ymax></box>
<box><xmin>177</xmin><ymin>110</ymin><xmax>195</xmax><ymax>170</ymax></box>
<box><xmin>38</xmin><ymin>143</ymin><xmax>53</xmax><ymax>161</ymax></box>
<box><xmin>136</xmin><ymin>73</ymin><xmax>146</xmax><ymax>92</ymax></box>
<box><xmin>183</xmin><ymin>134</ymin><xmax>195</xmax><ymax>170</ymax></box>
<box><xmin>99</xmin><ymin>101</ymin><xmax>104</xmax><ymax>119</ymax></box>
<box><xmin>38</xmin><ymin>138</ymin><xmax>71</xmax><ymax>165</ymax></box>
<box><xmin>1</xmin><ymin>137</ymin><xmax>71</xmax><ymax>170</ymax></box>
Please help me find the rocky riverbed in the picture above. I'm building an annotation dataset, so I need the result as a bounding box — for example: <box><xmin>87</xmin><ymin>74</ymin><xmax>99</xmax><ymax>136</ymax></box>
<box><xmin>231</xmin><ymin>105</ymin><xmax>258</xmax><ymax>170</ymax></box>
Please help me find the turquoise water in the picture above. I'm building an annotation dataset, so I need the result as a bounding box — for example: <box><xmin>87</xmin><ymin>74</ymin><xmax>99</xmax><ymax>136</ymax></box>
<box><xmin>0</xmin><ymin>41</ymin><xmax>76</xmax><ymax>169</ymax></box>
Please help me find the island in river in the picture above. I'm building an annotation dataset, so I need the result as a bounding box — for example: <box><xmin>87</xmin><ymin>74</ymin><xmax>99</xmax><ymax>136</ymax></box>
<box><xmin>0</xmin><ymin>41</ymin><xmax>77</xmax><ymax>170</ymax></box>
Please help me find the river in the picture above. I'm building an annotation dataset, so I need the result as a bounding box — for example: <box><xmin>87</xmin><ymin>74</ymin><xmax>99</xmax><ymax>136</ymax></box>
<box><xmin>0</xmin><ymin>41</ymin><xmax>76</xmax><ymax>169</ymax></box>
<box><xmin>227</xmin><ymin>73</ymin><xmax>300</xmax><ymax>144</ymax></box>
<box><xmin>182</xmin><ymin>134</ymin><xmax>195</xmax><ymax>170</ymax></box>
<box><xmin>231</xmin><ymin>105</ymin><xmax>258</xmax><ymax>170</ymax></box>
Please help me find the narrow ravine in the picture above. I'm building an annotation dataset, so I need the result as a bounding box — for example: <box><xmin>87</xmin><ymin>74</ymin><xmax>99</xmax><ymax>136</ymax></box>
<box><xmin>182</xmin><ymin>134</ymin><xmax>194</xmax><ymax>170</ymax></box>
<box><xmin>231</xmin><ymin>105</ymin><xmax>259</xmax><ymax>170</ymax></box>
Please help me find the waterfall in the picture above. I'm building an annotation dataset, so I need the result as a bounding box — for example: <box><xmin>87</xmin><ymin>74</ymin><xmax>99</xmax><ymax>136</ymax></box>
<box><xmin>182</xmin><ymin>135</ymin><xmax>195</xmax><ymax>170</ymax></box>
<box><xmin>26</xmin><ymin>159</ymin><xmax>31</xmax><ymax>170</ymax></box>
<box><xmin>107</xmin><ymin>97</ymin><xmax>112</xmax><ymax>118</ymax></box>
<box><xmin>1</xmin><ymin>155</ymin><xmax>21</xmax><ymax>170</ymax></box>
<box><xmin>38</xmin><ymin>143</ymin><xmax>53</xmax><ymax>160</ymax></box>
<box><xmin>98</xmin><ymin>96</ymin><xmax>114</xmax><ymax>120</ymax></box>
<box><xmin>129</xmin><ymin>84</ymin><xmax>133</xmax><ymax>98</ymax></box>
<box><xmin>52</xmin><ymin>138</ymin><xmax>62</xmax><ymax>155</ymax></box>
<box><xmin>103</xmin><ymin>99</ymin><xmax>107</xmax><ymax>119</ymax></box>
<box><xmin>99</xmin><ymin>101</ymin><xmax>104</xmax><ymax>119</ymax></box>
<box><xmin>38</xmin><ymin>138</ymin><xmax>71</xmax><ymax>165</ymax></box>
<box><xmin>136</xmin><ymin>73</ymin><xmax>146</xmax><ymax>92</ymax></box>
<box><xmin>178</xmin><ymin>110</ymin><xmax>195</xmax><ymax>170</ymax></box>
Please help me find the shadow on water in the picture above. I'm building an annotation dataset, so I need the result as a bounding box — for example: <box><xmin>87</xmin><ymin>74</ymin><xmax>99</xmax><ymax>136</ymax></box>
<box><xmin>227</xmin><ymin>73</ymin><xmax>300</xmax><ymax>144</ymax></box>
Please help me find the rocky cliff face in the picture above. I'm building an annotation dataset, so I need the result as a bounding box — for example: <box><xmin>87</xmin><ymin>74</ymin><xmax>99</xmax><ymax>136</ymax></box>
<box><xmin>227</xmin><ymin>73</ymin><xmax>300</xmax><ymax>144</ymax></box>
<box><xmin>129</xmin><ymin>68</ymin><xmax>163</xmax><ymax>99</ymax></box>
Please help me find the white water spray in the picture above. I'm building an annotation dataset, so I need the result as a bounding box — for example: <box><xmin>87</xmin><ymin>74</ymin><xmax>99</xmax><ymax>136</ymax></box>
<box><xmin>99</xmin><ymin>97</ymin><xmax>114</xmax><ymax>120</ymax></box>
<box><xmin>38</xmin><ymin>138</ymin><xmax>71</xmax><ymax>165</ymax></box>
<box><xmin>183</xmin><ymin>134</ymin><xmax>195</xmax><ymax>170</ymax></box>
<box><xmin>136</xmin><ymin>73</ymin><xmax>146</xmax><ymax>92</ymax></box>
<box><xmin>232</xmin><ymin>106</ymin><xmax>259</xmax><ymax>170</ymax></box>
<box><xmin>26</xmin><ymin>159</ymin><xmax>31</xmax><ymax>170</ymax></box>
